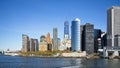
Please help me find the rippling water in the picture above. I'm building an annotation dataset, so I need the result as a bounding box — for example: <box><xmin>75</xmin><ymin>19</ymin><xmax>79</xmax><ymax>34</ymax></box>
<box><xmin>0</xmin><ymin>55</ymin><xmax>120</xmax><ymax>68</ymax></box>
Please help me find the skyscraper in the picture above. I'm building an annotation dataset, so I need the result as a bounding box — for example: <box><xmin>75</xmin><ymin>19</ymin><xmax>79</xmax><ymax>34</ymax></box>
<box><xmin>46</xmin><ymin>32</ymin><xmax>52</xmax><ymax>50</ymax></box>
<box><xmin>71</xmin><ymin>18</ymin><xmax>81</xmax><ymax>51</ymax></box>
<box><xmin>34</xmin><ymin>39</ymin><xmax>39</xmax><ymax>51</ymax></box>
<box><xmin>94</xmin><ymin>29</ymin><xmax>102</xmax><ymax>52</ymax></box>
<box><xmin>22</xmin><ymin>34</ymin><xmax>30</xmax><ymax>52</ymax></box>
<box><xmin>82</xmin><ymin>23</ymin><xmax>94</xmax><ymax>54</ymax></box>
<box><xmin>64</xmin><ymin>20</ymin><xmax>69</xmax><ymax>39</ymax></box>
<box><xmin>107</xmin><ymin>6</ymin><xmax>120</xmax><ymax>47</ymax></box>
<box><xmin>53</xmin><ymin>28</ymin><xmax>58</xmax><ymax>50</ymax></box>
<box><xmin>30</xmin><ymin>38</ymin><xmax>35</xmax><ymax>51</ymax></box>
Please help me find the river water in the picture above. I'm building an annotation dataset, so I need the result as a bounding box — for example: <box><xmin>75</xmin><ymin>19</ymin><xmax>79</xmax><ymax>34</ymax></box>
<box><xmin>0</xmin><ymin>55</ymin><xmax>120</xmax><ymax>68</ymax></box>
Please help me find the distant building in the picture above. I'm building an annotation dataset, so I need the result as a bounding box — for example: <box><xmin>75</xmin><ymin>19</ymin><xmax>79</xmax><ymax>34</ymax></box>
<box><xmin>107</xmin><ymin>6</ymin><xmax>120</xmax><ymax>47</ymax></box>
<box><xmin>34</xmin><ymin>39</ymin><xmax>39</xmax><ymax>51</ymax></box>
<box><xmin>58</xmin><ymin>38</ymin><xmax>61</xmax><ymax>49</ymax></box>
<box><xmin>71</xmin><ymin>18</ymin><xmax>81</xmax><ymax>51</ymax></box>
<box><xmin>82</xmin><ymin>23</ymin><xmax>94</xmax><ymax>55</ymax></box>
<box><xmin>22</xmin><ymin>34</ymin><xmax>30</xmax><ymax>52</ymax></box>
<box><xmin>61</xmin><ymin>39</ymin><xmax>71</xmax><ymax>51</ymax></box>
<box><xmin>53</xmin><ymin>28</ymin><xmax>58</xmax><ymax>50</ymax></box>
<box><xmin>94</xmin><ymin>29</ymin><xmax>102</xmax><ymax>52</ymax></box>
<box><xmin>40</xmin><ymin>35</ymin><xmax>46</xmax><ymax>42</ymax></box>
<box><xmin>39</xmin><ymin>35</ymin><xmax>47</xmax><ymax>51</ymax></box>
<box><xmin>46</xmin><ymin>32</ymin><xmax>52</xmax><ymax>51</ymax></box>
<box><xmin>64</xmin><ymin>20</ymin><xmax>69</xmax><ymax>39</ymax></box>
<box><xmin>30</xmin><ymin>38</ymin><xmax>35</xmax><ymax>51</ymax></box>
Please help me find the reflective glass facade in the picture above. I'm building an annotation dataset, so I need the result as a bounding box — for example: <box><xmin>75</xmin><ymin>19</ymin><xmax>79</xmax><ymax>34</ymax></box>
<box><xmin>71</xmin><ymin>18</ymin><xmax>81</xmax><ymax>51</ymax></box>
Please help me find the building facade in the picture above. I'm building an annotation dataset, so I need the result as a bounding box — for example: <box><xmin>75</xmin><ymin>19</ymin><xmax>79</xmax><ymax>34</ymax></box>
<box><xmin>53</xmin><ymin>28</ymin><xmax>58</xmax><ymax>50</ymax></box>
<box><xmin>83</xmin><ymin>23</ymin><xmax>94</xmax><ymax>55</ymax></box>
<box><xmin>94</xmin><ymin>29</ymin><xmax>102</xmax><ymax>52</ymax></box>
<box><xmin>114</xmin><ymin>35</ymin><xmax>120</xmax><ymax>47</ymax></box>
<box><xmin>22</xmin><ymin>34</ymin><xmax>30</xmax><ymax>52</ymax></box>
<box><xmin>107</xmin><ymin>6</ymin><xmax>120</xmax><ymax>47</ymax></box>
<box><xmin>71</xmin><ymin>18</ymin><xmax>81</xmax><ymax>51</ymax></box>
<box><xmin>64</xmin><ymin>20</ymin><xmax>69</xmax><ymax>39</ymax></box>
<box><xmin>39</xmin><ymin>35</ymin><xmax>47</xmax><ymax>51</ymax></box>
<box><xmin>46</xmin><ymin>32</ymin><xmax>52</xmax><ymax>51</ymax></box>
<box><xmin>34</xmin><ymin>39</ymin><xmax>39</xmax><ymax>51</ymax></box>
<box><xmin>30</xmin><ymin>38</ymin><xmax>35</xmax><ymax>51</ymax></box>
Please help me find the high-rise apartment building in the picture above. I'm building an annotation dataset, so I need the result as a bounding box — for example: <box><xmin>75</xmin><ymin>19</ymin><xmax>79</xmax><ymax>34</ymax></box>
<box><xmin>53</xmin><ymin>28</ymin><xmax>58</xmax><ymax>50</ymax></box>
<box><xmin>34</xmin><ymin>39</ymin><xmax>39</xmax><ymax>51</ymax></box>
<box><xmin>30</xmin><ymin>38</ymin><xmax>35</xmax><ymax>51</ymax></box>
<box><xmin>22</xmin><ymin>34</ymin><xmax>30</xmax><ymax>52</ymax></box>
<box><xmin>71</xmin><ymin>18</ymin><xmax>81</xmax><ymax>51</ymax></box>
<box><xmin>64</xmin><ymin>20</ymin><xmax>69</xmax><ymax>39</ymax></box>
<box><xmin>107</xmin><ymin>6</ymin><xmax>120</xmax><ymax>47</ymax></box>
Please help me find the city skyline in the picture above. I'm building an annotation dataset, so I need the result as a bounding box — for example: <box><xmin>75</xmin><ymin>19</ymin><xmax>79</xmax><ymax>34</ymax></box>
<box><xmin>0</xmin><ymin>0</ymin><xmax>120</xmax><ymax>50</ymax></box>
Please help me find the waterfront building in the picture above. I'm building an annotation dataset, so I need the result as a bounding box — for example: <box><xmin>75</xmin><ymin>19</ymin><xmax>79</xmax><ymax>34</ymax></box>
<box><xmin>39</xmin><ymin>35</ymin><xmax>47</xmax><ymax>51</ymax></box>
<box><xmin>94</xmin><ymin>29</ymin><xmax>102</xmax><ymax>52</ymax></box>
<box><xmin>64</xmin><ymin>20</ymin><xmax>69</xmax><ymax>39</ymax></box>
<box><xmin>34</xmin><ymin>39</ymin><xmax>39</xmax><ymax>51</ymax></box>
<box><xmin>53</xmin><ymin>28</ymin><xmax>58</xmax><ymax>50</ymax></box>
<box><xmin>61</xmin><ymin>39</ymin><xmax>71</xmax><ymax>51</ymax></box>
<box><xmin>101</xmin><ymin>33</ymin><xmax>107</xmax><ymax>48</ymax></box>
<box><xmin>82</xmin><ymin>23</ymin><xmax>94</xmax><ymax>55</ymax></box>
<box><xmin>114</xmin><ymin>35</ymin><xmax>120</xmax><ymax>47</ymax></box>
<box><xmin>30</xmin><ymin>38</ymin><xmax>35</xmax><ymax>51</ymax></box>
<box><xmin>107</xmin><ymin>6</ymin><xmax>120</xmax><ymax>47</ymax></box>
<box><xmin>80</xmin><ymin>25</ymin><xmax>84</xmax><ymax>51</ymax></box>
<box><xmin>46</xmin><ymin>32</ymin><xmax>52</xmax><ymax>50</ymax></box>
<box><xmin>22</xmin><ymin>34</ymin><xmax>30</xmax><ymax>52</ymax></box>
<box><xmin>71</xmin><ymin>18</ymin><xmax>81</xmax><ymax>51</ymax></box>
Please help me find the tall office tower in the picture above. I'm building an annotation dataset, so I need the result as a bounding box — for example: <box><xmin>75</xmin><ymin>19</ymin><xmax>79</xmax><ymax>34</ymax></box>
<box><xmin>64</xmin><ymin>20</ymin><xmax>69</xmax><ymax>39</ymax></box>
<box><xmin>94</xmin><ymin>29</ymin><xmax>102</xmax><ymax>52</ymax></box>
<box><xmin>53</xmin><ymin>28</ymin><xmax>58</xmax><ymax>50</ymax></box>
<box><xmin>30</xmin><ymin>38</ymin><xmax>35</xmax><ymax>51</ymax></box>
<box><xmin>71</xmin><ymin>18</ymin><xmax>81</xmax><ymax>51</ymax></box>
<box><xmin>80</xmin><ymin>25</ymin><xmax>84</xmax><ymax>51</ymax></box>
<box><xmin>107</xmin><ymin>6</ymin><xmax>120</xmax><ymax>47</ymax></box>
<box><xmin>34</xmin><ymin>39</ymin><xmax>39</xmax><ymax>51</ymax></box>
<box><xmin>46</xmin><ymin>32</ymin><xmax>52</xmax><ymax>50</ymax></box>
<box><xmin>22</xmin><ymin>34</ymin><xmax>30</xmax><ymax>52</ymax></box>
<box><xmin>83</xmin><ymin>23</ymin><xmax>94</xmax><ymax>55</ymax></box>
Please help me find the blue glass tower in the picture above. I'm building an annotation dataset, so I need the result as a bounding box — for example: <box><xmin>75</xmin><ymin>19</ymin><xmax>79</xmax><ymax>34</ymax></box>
<box><xmin>64</xmin><ymin>21</ymin><xmax>69</xmax><ymax>39</ymax></box>
<box><xmin>71</xmin><ymin>18</ymin><xmax>81</xmax><ymax>51</ymax></box>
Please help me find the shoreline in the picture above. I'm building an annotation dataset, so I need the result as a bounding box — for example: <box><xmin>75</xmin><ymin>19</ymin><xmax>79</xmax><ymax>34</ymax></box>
<box><xmin>3</xmin><ymin>55</ymin><xmax>120</xmax><ymax>59</ymax></box>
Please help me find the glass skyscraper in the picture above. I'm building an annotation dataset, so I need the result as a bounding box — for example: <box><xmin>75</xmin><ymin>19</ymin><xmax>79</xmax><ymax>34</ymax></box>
<box><xmin>71</xmin><ymin>18</ymin><xmax>81</xmax><ymax>51</ymax></box>
<box><xmin>64</xmin><ymin>20</ymin><xmax>69</xmax><ymax>39</ymax></box>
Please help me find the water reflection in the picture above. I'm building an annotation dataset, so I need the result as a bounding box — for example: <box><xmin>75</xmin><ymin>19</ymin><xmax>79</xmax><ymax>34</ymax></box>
<box><xmin>0</xmin><ymin>56</ymin><xmax>120</xmax><ymax>68</ymax></box>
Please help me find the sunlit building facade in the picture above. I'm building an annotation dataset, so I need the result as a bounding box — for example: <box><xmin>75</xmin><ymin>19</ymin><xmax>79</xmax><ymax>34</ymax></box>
<box><xmin>71</xmin><ymin>18</ymin><xmax>81</xmax><ymax>51</ymax></box>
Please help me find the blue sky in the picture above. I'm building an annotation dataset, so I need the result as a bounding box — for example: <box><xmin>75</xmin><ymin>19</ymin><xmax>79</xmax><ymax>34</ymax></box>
<box><xmin>0</xmin><ymin>0</ymin><xmax>120</xmax><ymax>51</ymax></box>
